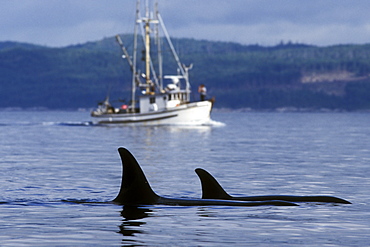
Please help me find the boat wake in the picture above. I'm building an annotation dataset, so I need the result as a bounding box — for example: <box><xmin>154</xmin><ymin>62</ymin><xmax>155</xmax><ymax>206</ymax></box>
<box><xmin>0</xmin><ymin>121</ymin><xmax>96</xmax><ymax>127</ymax></box>
<box><xmin>204</xmin><ymin>119</ymin><xmax>226</xmax><ymax>127</ymax></box>
<box><xmin>51</xmin><ymin>121</ymin><xmax>95</xmax><ymax>127</ymax></box>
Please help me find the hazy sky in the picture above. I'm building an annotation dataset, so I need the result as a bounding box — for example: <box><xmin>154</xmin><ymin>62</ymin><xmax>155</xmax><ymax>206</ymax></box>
<box><xmin>2</xmin><ymin>0</ymin><xmax>370</xmax><ymax>47</ymax></box>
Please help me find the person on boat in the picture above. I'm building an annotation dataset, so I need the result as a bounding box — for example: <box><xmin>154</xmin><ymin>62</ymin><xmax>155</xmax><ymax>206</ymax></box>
<box><xmin>198</xmin><ymin>84</ymin><xmax>207</xmax><ymax>101</ymax></box>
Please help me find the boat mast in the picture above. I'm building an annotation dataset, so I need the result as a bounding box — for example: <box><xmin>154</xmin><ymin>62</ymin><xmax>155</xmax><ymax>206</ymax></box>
<box><xmin>155</xmin><ymin>1</ymin><xmax>163</xmax><ymax>91</ymax></box>
<box><xmin>144</xmin><ymin>1</ymin><xmax>151</xmax><ymax>94</ymax></box>
<box><xmin>134</xmin><ymin>0</ymin><xmax>187</xmax><ymax>97</ymax></box>
<box><xmin>131</xmin><ymin>0</ymin><xmax>140</xmax><ymax>111</ymax></box>
<box><xmin>134</xmin><ymin>0</ymin><xmax>158</xmax><ymax>95</ymax></box>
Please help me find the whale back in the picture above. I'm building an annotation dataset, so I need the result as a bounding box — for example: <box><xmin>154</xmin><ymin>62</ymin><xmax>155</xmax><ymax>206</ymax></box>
<box><xmin>113</xmin><ymin>148</ymin><xmax>159</xmax><ymax>205</ymax></box>
<box><xmin>195</xmin><ymin>168</ymin><xmax>351</xmax><ymax>204</ymax></box>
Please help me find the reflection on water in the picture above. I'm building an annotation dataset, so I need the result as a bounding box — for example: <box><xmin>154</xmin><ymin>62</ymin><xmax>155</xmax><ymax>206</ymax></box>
<box><xmin>118</xmin><ymin>221</ymin><xmax>145</xmax><ymax>237</ymax></box>
<box><xmin>118</xmin><ymin>206</ymin><xmax>153</xmax><ymax>245</ymax></box>
<box><xmin>120</xmin><ymin>206</ymin><xmax>152</xmax><ymax>220</ymax></box>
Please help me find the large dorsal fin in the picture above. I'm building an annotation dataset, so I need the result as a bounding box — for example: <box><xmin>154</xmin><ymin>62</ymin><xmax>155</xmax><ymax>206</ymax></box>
<box><xmin>113</xmin><ymin>147</ymin><xmax>159</xmax><ymax>205</ymax></box>
<box><xmin>195</xmin><ymin>168</ymin><xmax>232</xmax><ymax>199</ymax></box>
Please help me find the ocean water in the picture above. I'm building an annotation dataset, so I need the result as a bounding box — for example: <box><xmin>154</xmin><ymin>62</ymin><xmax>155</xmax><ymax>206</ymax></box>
<box><xmin>0</xmin><ymin>110</ymin><xmax>369</xmax><ymax>246</ymax></box>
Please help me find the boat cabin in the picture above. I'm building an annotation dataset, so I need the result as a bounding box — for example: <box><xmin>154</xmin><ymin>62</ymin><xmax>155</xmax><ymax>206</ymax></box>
<box><xmin>139</xmin><ymin>90</ymin><xmax>190</xmax><ymax>113</ymax></box>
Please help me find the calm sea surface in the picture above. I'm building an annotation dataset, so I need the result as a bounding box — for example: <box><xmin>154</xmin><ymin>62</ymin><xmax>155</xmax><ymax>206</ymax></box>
<box><xmin>0</xmin><ymin>110</ymin><xmax>369</xmax><ymax>246</ymax></box>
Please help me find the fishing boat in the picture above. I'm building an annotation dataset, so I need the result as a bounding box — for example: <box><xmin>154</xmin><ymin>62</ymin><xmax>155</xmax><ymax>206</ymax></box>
<box><xmin>91</xmin><ymin>1</ymin><xmax>213</xmax><ymax>125</ymax></box>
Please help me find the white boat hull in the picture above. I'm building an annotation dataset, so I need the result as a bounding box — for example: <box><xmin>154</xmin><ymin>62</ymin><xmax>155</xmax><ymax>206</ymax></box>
<box><xmin>92</xmin><ymin>101</ymin><xmax>213</xmax><ymax>126</ymax></box>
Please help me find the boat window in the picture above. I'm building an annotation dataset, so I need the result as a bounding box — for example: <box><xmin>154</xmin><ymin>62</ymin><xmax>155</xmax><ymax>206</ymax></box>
<box><xmin>150</xmin><ymin>97</ymin><xmax>156</xmax><ymax>104</ymax></box>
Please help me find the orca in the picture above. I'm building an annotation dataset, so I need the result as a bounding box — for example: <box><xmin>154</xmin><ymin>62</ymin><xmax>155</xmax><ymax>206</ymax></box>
<box><xmin>113</xmin><ymin>148</ymin><xmax>298</xmax><ymax>207</ymax></box>
<box><xmin>195</xmin><ymin>168</ymin><xmax>351</xmax><ymax>204</ymax></box>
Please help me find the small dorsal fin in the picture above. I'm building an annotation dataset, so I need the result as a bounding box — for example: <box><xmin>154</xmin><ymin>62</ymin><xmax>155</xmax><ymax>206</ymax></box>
<box><xmin>113</xmin><ymin>148</ymin><xmax>159</xmax><ymax>205</ymax></box>
<box><xmin>195</xmin><ymin>168</ymin><xmax>232</xmax><ymax>199</ymax></box>
<box><xmin>195</xmin><ymin>168</ymin><xmax>351</xmax><ymax>204</ymax></box>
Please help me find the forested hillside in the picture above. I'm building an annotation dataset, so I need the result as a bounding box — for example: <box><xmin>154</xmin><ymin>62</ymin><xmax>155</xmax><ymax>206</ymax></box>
<box><xmin>1</xmin><ymin>36</ymin><xmax>370</xmax><ymax>110</ymax></box>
